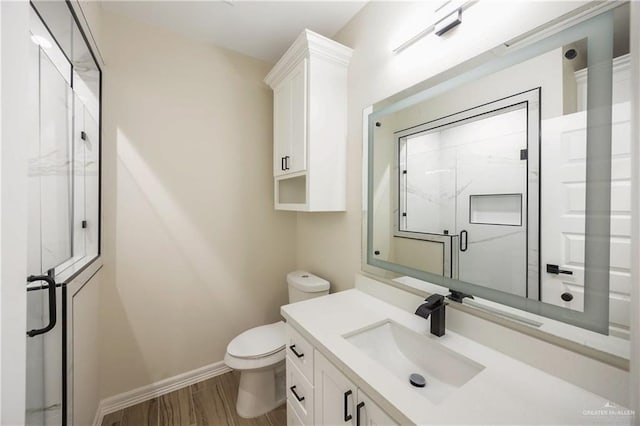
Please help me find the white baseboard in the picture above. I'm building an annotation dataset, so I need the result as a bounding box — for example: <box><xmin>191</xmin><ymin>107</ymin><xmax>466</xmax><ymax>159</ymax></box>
<box><xmin>93</xmin><ymin>360</ymin><xmax>231</xmax><ymax>426</ymax></box>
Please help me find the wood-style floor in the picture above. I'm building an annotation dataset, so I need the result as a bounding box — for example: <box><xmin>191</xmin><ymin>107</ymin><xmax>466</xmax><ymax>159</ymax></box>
<box><xmin>101</xmin><ymin>371</ymin><xmax>286</xmax><ymax>426</ymax></box>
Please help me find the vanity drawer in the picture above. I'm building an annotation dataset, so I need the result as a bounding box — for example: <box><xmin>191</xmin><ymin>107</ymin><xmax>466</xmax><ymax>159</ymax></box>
<box><xmin>287</xmin><ymin>401</ymin><xmax>305</xmax><ymax>426</ymax></box>
<box><xmin>286</xmin><ymin>357</ymin><xmax>314</xmax><ymax>425</ymax></box>
<box><xmin>285</xmin><ymin>324</ymin><xmax>314</xmax><ymax>384</ymax></box>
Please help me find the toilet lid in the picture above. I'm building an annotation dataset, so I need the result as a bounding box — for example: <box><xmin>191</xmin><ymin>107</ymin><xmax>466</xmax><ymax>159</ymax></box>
<box><xmin>227</xmin><ymin>321</ymin><xmax>286</xmax><ymax>359</ymax></box>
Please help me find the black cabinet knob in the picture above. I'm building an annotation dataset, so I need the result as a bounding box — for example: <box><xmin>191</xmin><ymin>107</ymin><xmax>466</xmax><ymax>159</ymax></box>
<box><xmin>374</xmin><ymin>250</ymin><xmax>380</xmax><ymax>255</ymax></box>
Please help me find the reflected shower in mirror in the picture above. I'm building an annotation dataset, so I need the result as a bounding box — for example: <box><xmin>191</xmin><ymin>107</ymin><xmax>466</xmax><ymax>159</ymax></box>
<box><xmin>367</xmin><ymin>4</ymin><xmax>630</xmax><ymax>337</ymax></box>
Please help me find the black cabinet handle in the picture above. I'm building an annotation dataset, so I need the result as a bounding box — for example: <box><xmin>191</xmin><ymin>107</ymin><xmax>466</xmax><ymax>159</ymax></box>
<box><xmin>546</xmin><ymin>264</ymin><xmax>573</xmax><ymax>275</ymax></box>
<box><xmin>281</xmin><ymin>157</ymin><xmax>285</xmax><ymax>171</ymax></box>
<box><xmin>289</xmin><ymin>344</ymin><xmax>304</xmax><ymax>358</ymax></box>
<box><xmin>26</xmin><ymin>269</ymin><xmax>57</xmax><ymax>337</ymax></box>
<box><xmin>460</xmin><ymin>230</ymin><xmax>468</xmax><ymax>252</ymax></box>
<box><xmin>344</xmin><ymin>390</ymin><xmax>353</xmax><ymax>421</ymax></box>
<box><xmin>290</xmin><ymin>385</ymin><xmax>305</xmax><ymax>402</ymax></box>
<box><xmin>284</xmin><ymin>155</ymin><xmax>290</xmax><ymax>170</ymax></box>
<box><xmin>356</xmin><ymin>401</ymin><xmax>365</xmax><ymax>426</ymax></box>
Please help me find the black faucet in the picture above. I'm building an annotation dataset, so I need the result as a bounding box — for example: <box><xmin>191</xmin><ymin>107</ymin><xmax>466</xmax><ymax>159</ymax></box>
<box><xmin>415</xmin><ymin>294</ymin><xmax>446</xmax><ymax>337</ymax></box>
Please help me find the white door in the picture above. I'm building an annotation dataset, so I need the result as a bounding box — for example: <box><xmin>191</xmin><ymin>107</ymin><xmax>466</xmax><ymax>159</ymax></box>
<box><xmin>541</xmin><ymin>103</ymin><xmax>631</xmax><ymax>335</ymax></box>
<box><xmin>314</xmin><ymin>350</ymin><xmax>356</xmax><ymax>425</ymax></box>
<box><xmin>356</xmin><ymin>391</ymin><xmax>398</xmax><ymax>426</ymax></box>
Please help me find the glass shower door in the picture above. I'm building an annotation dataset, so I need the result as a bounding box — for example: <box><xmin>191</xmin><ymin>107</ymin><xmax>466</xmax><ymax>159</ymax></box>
<box><xmin>26</xmin><ymin>25</ymin><xmax>73</xmax><ymax>426</ymax></box>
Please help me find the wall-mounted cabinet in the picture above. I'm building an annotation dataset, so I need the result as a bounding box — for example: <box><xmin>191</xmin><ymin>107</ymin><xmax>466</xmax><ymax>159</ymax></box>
<box><xmin>265</xmin><ymin>29</ymin><xmax>352</xmax><ymax>211</ymax></box>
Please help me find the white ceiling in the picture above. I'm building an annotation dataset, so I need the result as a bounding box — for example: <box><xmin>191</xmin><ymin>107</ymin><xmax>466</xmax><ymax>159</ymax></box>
<box><xmin>101</xmin><ymin>1</ymin><xmax>367</xmax><ymax>63</ymax></box>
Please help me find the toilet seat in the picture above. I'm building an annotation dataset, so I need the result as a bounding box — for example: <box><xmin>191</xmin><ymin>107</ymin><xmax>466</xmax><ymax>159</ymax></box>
<box><xmin>227</xmin><ymin>321</ymin><xmax>286</xmax><ymax>359</ymax></box>
<box><xmin>225</xmin><ymin>321</ymin><xmax>286</xmax><ymax>371</ymax></box>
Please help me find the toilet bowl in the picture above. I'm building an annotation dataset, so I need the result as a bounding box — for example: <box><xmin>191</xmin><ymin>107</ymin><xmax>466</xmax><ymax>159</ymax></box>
<box><xmin>224</xmin><ymin>322</ymin><xmax>287</xmax><ymax>418</ymax></box>
<box><xmin>224</xmin><ymin>271</ymin><xmax>329</xmax><ymax>418</ymax></box>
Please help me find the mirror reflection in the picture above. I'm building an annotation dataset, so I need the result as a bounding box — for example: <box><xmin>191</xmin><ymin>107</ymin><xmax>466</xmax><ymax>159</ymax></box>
<box><xmin>368</xmin><ymin>5</ymin><xmax>630</xmax><ymax>337</ymax></box>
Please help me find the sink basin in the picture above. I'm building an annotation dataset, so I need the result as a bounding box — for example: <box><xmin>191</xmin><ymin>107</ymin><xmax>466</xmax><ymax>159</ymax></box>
<box><xmin>344</xmin><ymin>320</ymin><xmax>484</xmax><ymax>404</ymax></box>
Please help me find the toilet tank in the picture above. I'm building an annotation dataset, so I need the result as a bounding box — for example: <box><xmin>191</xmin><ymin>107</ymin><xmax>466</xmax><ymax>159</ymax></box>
<box><xmin>287</xmin><ymin>271</ymin><xmax>330</xmax><ymax>303</ymax></box>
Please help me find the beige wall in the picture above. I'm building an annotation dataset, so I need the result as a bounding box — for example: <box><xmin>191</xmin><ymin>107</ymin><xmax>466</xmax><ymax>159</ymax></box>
<box><xmin>99</xmin><ymin>10</ymin><xmax>297</xmax><ymax>398</ymax></box>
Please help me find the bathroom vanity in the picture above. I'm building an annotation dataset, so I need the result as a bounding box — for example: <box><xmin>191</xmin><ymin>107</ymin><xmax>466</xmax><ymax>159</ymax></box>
<box><xmin>281</xmin><ymin>289</ymin><xmax>629</xmax><ymax>425</ymax></box>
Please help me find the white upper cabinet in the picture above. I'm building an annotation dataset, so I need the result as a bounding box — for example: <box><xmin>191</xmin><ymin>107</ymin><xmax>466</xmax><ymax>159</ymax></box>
<box><xmin>265</xmin><ymin>29</ymin><xmax>352</xmax><ymax>211</ymax></box>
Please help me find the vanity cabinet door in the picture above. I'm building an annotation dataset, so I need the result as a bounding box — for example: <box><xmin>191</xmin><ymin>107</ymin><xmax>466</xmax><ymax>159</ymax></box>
<box><xmin>355</xmin><ymin>391</ymin><xmax>398</xmax><ymax>426</ymax></box>
<box><xmin>314</xmin><ymin>350</ymin><xmax>356</xmax><ymax>425</ymax></box>
<box><xmin>273</xmin><ymin>58</ymin><xmax>307</xmax><ymax>177</ymax></box>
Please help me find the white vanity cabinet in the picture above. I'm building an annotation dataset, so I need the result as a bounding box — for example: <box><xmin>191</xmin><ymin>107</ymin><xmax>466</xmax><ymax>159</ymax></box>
<box><xmin>314</xmin><ymin>350</ymin><xmax>397</xmax><ymax>426</ymax></box>
<box><xmin>285</xmin><ymin>323</ymin><xmax>398</xmax><ymax>426</ymax></box>
<box><xmin>265</xmin><ymin>29</ymin><xmax>352</xmax><ymax>211</ymax></box>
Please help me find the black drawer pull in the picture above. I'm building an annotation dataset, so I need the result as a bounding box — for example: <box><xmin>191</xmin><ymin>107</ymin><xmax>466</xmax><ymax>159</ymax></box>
<box><xmin>290</xmin><ymin>385</ymin><xmax>305</xmax><ymax>402</ymax></box>
<box><xmin>344</xmin><ymin>390</ymin><xmax>353</xmax><ymax>421</ymax></box>
<box><xmin>356</xmin><ymin>401</ymin><xmax>365</xmax><ymax>426</ymax></box>
<box><xmin>289</xmin><ymin>344</ymin><xmax>304</xmax><ymax>358</ymax></box>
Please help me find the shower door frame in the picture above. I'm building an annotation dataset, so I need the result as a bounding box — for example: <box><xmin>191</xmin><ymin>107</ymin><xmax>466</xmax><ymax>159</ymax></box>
<box><xmin>393</xmin><ymin>88</ymin><xmax>541</xmax><ymax>299</ymax></box>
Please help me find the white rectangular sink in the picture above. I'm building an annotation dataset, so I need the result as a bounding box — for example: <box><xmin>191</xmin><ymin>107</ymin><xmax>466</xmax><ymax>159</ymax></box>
<box><xmin>344</xmin><ymin>320</ymin><xmax>485</xmax><ymax>404</ymax></box>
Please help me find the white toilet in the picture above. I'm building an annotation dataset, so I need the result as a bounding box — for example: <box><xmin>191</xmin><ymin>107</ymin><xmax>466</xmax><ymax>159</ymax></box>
<box><xmin>224</xmin><ymin>271</ymin><xmax>329</xmax><ymax>418</ymax></box>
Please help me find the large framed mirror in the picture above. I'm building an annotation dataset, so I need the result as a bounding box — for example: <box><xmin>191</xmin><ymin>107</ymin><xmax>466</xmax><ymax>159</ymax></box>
<box><xmin>366</xmin><ymin>3</ymin><xmax>630</xmax><ymax>341</ymax></box>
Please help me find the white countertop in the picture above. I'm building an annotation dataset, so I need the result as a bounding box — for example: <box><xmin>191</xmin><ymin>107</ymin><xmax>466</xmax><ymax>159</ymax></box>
<box><xmin>281</xmin><ymin>289</ymin><xmax>632</xmax><ymax>425</ymax></box>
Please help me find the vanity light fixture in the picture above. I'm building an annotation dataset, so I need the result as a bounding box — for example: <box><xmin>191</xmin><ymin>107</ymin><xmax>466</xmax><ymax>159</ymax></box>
<box><xmin>392</xmin><ymin>0</ymin><xmax>477</xmax><ymax>54</ymax></box>
<box><xmin>435</xmin><ymin>9</ymin><xmax>462</xmax><ymax>36</ymax></box>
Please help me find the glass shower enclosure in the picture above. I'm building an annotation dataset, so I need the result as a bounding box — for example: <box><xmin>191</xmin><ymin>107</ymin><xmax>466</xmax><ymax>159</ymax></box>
<box><xmin>26</xmin><ymin>2</ymin><xmax>101</xmax><ymax>424</ymax></box>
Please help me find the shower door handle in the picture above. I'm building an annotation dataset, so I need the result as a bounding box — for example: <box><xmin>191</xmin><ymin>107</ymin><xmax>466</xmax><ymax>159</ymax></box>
<box><xmin>546</xmin><ymin>264</ymin><xmax>573</xmax><ymax>275</ymax></box>
<box><xmin>26</xmin><ymin>269</ymin><xmax>57</xmax><ymax>337</ymax></box>
<box><xmin>459</xmin><ymin>230</ymin><xmax>468</xmax><ymax>252</ymax></box>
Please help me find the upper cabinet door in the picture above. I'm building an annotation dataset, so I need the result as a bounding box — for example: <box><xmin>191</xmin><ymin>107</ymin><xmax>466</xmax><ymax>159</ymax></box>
<box><xmin>273</xmin><ymin>79</ymin><xmax>291</xmax><ymax>176</ymax></box>
<box><xmin>288</xmin><ymin>58</ymin><xmax>307</xmax><ymax>174</ymax></box>
<box><xmin>273</xmin><ymin>59</ymin><xmax>307</xmax><ymax>177</ymax></box>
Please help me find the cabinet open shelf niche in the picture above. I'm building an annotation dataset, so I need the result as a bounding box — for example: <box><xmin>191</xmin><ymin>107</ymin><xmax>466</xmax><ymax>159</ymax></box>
<box><xmin>277</xmin><ymin>174</ymin><xmax>307</xmax><ymax>207</ymax></box>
